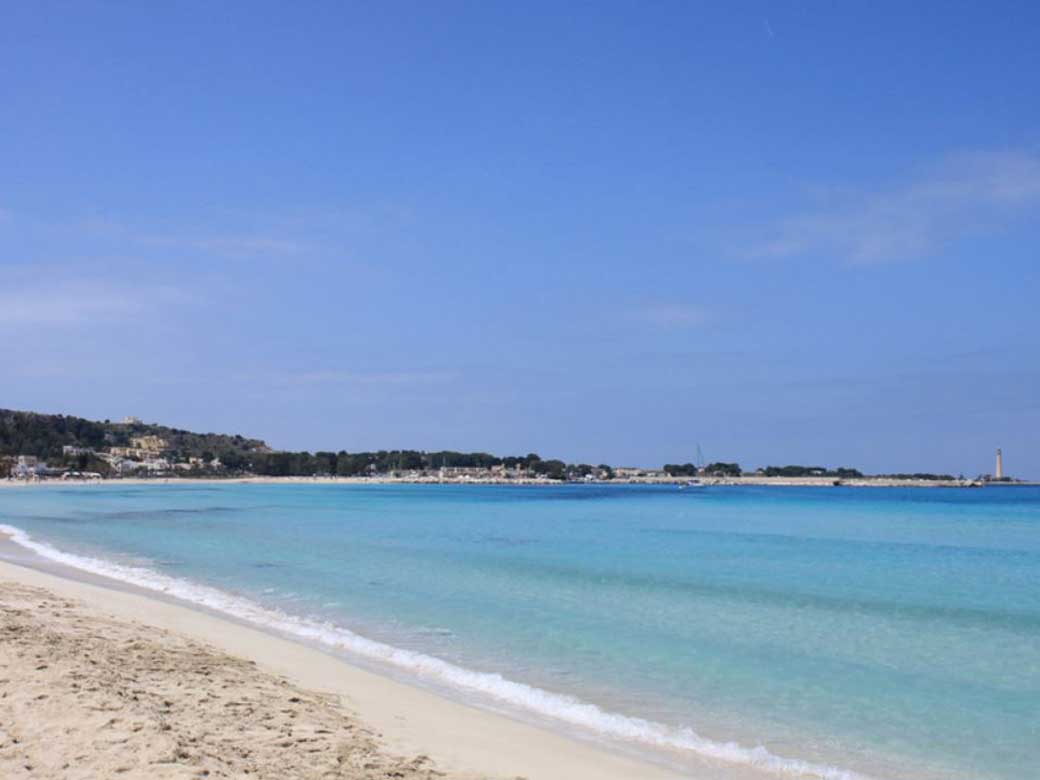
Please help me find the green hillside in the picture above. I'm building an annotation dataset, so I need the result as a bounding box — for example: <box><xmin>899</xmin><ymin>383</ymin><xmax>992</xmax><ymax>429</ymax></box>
<box><xmin>0</xmin><ymin>409</ymin><xmax>269</xmax><ymax>463</ymax></box>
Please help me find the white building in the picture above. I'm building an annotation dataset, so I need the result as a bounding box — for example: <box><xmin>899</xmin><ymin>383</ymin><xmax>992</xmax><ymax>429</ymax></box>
<box><xmin>439</xmin><ymin>466</ymin><xmax>491</xmax><ymax>479</ymax></box>
<box><xmin>11</xmin><ymin>456</ymin><xmax>50</xmax><ymax>479</ymax></box>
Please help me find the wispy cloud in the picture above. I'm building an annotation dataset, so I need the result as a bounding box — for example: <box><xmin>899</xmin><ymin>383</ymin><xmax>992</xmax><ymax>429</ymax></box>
<box><xmin>143</xmin><ymin>234</ymin><xmax>307</xmax><ymax>257</ymax></box>
<box><xmin>751</xmin><ymin>149</ymin><xmax>1040</xmax><ymax>263</ymax></box>
<box><xmin>636</xmin><ymin>303</ymin><xmax>710</xmax><ymax>329</ymax></box>
<box><xmin>80</xmin><ymin>218</ymin><xmax>308</xmax><ymax>258</ymax></box>
<box><xmin>0</xmin><ymin>281</ymin><xmax>185</xmax><ymax>326</ymax></box>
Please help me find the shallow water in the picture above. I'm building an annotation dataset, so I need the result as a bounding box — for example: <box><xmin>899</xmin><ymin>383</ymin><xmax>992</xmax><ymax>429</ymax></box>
<box><xmin>2</xmin><ymin>483</ymin><xmax>1037</xmax><ymax>779</ymax></box>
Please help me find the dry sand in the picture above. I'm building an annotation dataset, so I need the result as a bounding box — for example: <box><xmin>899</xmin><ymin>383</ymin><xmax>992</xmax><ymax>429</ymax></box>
<box><xmin>0</xmin><ymin>579</ymin><xmax>443</xmax><ymax>780</ymax></box>
<box><xmin>0</xmin><ymin>558</ymin><xmax>688</xmax><ymax>780</ymax></box>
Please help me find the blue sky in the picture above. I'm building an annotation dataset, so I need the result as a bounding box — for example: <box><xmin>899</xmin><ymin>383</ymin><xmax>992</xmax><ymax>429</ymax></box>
<box><xmin>2</xmin><ymin>2</ymin><xmax>1038</xmax><ymax>476</ymax></box>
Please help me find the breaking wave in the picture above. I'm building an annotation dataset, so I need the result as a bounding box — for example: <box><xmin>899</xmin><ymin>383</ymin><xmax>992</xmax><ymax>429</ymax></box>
<box><xmin>0</xmin><ymin>523</ymin><xmax>871</xmax><ymax>780</ymax></box>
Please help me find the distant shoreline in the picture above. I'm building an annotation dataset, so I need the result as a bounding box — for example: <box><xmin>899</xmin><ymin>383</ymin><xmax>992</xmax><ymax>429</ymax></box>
<box><xmin>3</xmin><ymin>475</ymin><xmax>1033</xmax><ymax>488</ymax></box>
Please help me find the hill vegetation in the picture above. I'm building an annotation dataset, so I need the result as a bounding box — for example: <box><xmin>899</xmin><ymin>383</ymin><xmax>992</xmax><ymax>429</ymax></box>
<box><xmin>0</xmin><ymin>409</ymin><xmax>268</xmax><ymax>463</ymax></box>
<box><xmin>1</xmin><ymin>409</ymin><xmax>961</xmax><ymax>483</ymax></box>
<box><xmin>0</xmin><ymin>409</ymin><xmax>602</xmax><ymax>480</ymax></box>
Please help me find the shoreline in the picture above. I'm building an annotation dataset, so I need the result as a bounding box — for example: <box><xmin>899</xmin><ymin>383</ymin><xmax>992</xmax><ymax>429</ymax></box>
<box><xmin>0</xmin><ymin>574</ymin><xmax>448</xmax><ymax>780</ymax></box>
<box><xmin>6</xmin><ymin>480</ymin><xmax>1029</xmax><ymax>779</ymax></box>
<box><xmin>0</xmin><ymin>549</ymin><xmax>693</xmax><ymax>780</ymax></box>
<box><xmin>0</xmin><ymin>531</ymin><xmax>705</xmax><ymax>780</ymax></box>
<box><xmin>3</xmin><ymin>475</ymin><xmax>1025</xmax><ymax>489</ymax></box>
<box><xmin>0</xmin><ymin>522</ymin><xmax>872</xmax><ymax>780</ymax></box>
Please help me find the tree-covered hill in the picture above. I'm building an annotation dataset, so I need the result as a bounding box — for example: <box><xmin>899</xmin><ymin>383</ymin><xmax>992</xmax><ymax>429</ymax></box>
<box><xmin>0</xmin><ymin>408</ymin><xmax>595</xmax><ymax>480</ymax></box>
<box><xmin>0</xmin><ymin>409</ymin><xmax>270</xmax><ymax>462</ymax></box>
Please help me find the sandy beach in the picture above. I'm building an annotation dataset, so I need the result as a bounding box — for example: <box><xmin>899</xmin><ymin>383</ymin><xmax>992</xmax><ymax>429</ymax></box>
<box><xmin>0</xmin><ymin>551</ymin><xmax>688</xmax><ymax>780</ymax></box>
<box><xmin>0</xmin><ymin>577</ymin><xmax>443</xmax><ymax>780</ymax></box>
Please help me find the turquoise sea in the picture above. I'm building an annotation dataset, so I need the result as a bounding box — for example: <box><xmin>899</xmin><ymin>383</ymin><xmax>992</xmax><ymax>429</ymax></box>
<box><xmin>1</xmin><ymin>483</ymin><xmax>1037</xmax><ymax>779</ymax></box>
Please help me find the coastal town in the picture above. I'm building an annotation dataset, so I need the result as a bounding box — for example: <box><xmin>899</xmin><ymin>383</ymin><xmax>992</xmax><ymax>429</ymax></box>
<box><xmin>0</xmin><ymin>411</ymin><xmax>1021</xmax><ymax>488</ymax></box>
<box><xmin>6</xmin><ymin>426</ymin><xmax>229</xmax><ymax>480</ymax></box>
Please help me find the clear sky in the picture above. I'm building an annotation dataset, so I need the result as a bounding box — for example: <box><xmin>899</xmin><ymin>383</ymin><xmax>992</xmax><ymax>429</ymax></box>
<box><xmin>2</xmin><ymin>2</ymin><xmax>1038</xmax><ymax>477</ymax></box>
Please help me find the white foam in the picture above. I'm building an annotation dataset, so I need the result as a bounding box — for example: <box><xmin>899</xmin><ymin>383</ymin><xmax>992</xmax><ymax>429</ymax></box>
<box><xmin>0</xmin><ymin>523</ymin><xmax>872</xmax><ymax>780</ymax></box>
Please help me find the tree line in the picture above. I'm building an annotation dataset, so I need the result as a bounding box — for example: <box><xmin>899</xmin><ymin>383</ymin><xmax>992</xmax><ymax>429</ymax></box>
<box><xmin>0</xmin><ymin>410</ymin><xmax>623</xmax><ymax>481</ymax></box>
<box><xmin>234</xmin><ymin>450</ymin><xmax>615</xmax><ymax>481</ymax></box>
<box><xmin>664</xmin><ymin>462</ymin><xmax>742</xmax><ymax>477</ymax></box>
<box><xmin>759</xmin><ymin>465</ymin><xmax>864</xmax><ymax>478</ymax></box>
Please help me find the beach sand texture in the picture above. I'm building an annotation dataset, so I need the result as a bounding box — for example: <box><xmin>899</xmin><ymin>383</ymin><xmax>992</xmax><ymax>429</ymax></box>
<box><xmin>0</xmin><ymin>557</ymin><xmax>688</xmax><ymax>780</ymax></box>
<box><xmin>0</xmin><ymin>580</ymin><xmax>447</xmax><ymax>780</ymax></box>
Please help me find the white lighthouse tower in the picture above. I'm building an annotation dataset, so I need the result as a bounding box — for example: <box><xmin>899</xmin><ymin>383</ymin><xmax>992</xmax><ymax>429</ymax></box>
<box><xmin>995</xmin><ymin>448</ymin><xmax>1004</xmax><ymax>480</ymax></box>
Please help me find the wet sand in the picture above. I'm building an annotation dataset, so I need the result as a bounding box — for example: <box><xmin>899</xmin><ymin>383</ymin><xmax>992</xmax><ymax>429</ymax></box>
<box><xmin>0</xmin><ymin>554</ymin><xmax>688</xmax><ymax>780</ymax></box>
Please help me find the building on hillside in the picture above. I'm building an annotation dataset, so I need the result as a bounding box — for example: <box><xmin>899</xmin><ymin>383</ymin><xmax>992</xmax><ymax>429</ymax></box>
<box><xmin>130</xmin><ymin>435</ymin><xmax>168</xmax><ymax>453</ymax></box>
<box><xmin>62</xmin><ymin>445</ymin><xmax>94</xmax><ymax>457</ymax></box>
<box><xmin>121</xmin><ymin>416</ymin><xmax>142</xmax><ymax>425</ymax></box>
<box><xmin>111</xmin><ymin>458</ymin><xmax>143</xmax><ymax>475</ymax></box>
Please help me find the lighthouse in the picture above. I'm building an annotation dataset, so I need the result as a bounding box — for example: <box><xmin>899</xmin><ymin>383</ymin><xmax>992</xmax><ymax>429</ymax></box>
<box><xmin>995</xmin><ymin>448</ymin><xmax>1004</xmax><ymax>480</ymax></box>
